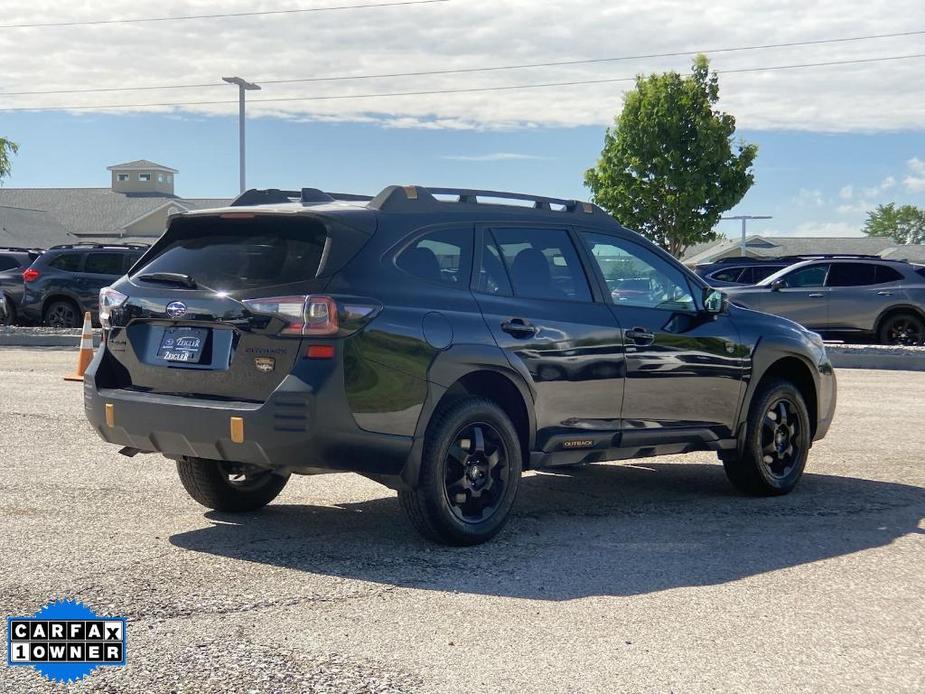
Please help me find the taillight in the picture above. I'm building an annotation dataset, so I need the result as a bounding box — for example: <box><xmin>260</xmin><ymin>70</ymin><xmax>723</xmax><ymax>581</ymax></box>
<box><xmin>22</xmin><ymin>268</ymin><xmax>40</xmax><ymax>283</ymax></box>
<box><xmin>241</xmin><ymin>295</ymin><xmax>380</xmax><ymax>337</ymax></box>
<box><xmin>99</xmin><ymin>286</ymin><xmax>128</xmax><ymax>329</ymax></box>
<box><xmin>241</xmin><ymin>295</ymin><xmax>338</xmax><ymax>336</ymax></box>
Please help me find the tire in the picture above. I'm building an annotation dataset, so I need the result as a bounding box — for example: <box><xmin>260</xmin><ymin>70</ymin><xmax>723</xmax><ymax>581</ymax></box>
<box><xmin>722</xmin><ymin>379</ymin><xmax>811</xmax><ymax>496</ymax></box>
<box><xmin>878</xmin><ymin>312</ymin><xmax>925</xmax><ymax>346</ymax></box>
<box><xmin>176</xmin><ymin>457</ymin><xmax>289</xmax><ymax>512</ymax></box>
<box><xmin>399</xmin><ymin>398</ymin><xmax>522</xmax><ymax>546</ymax></box>
<box><xmin>43</xmin><ymin>300</ymin><xmax>81</xmax><ymax>328</ymax></box>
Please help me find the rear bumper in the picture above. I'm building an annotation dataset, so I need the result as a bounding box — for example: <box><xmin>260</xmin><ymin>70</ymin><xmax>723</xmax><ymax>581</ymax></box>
<box><xmin>83</xmin><ymin>349</ymin><xmax>413</xmax><ymax>478</ymax></box>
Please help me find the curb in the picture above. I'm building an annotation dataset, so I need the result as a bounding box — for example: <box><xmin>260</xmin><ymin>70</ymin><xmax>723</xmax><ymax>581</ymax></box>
<box><xmin>0</xmin><ymin>332</ymin><xmax>102</xmax><ymax>348</ymax></box>
<box><xmin>826</xmin><ymin>345</ymin><xmax>925</xmax><ymax>371</ymax></box>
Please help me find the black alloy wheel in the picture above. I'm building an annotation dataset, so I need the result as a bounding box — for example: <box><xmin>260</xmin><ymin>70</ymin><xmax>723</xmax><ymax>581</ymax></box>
<box><xmin>44</xmin><ymin>300</ymin><xmax>80</xmax><ymax>328</ymax></box>
<box><xmin>722</xmin><ymin>379</ymin><xmax>811</xmax><ymax>496</ymax></box>
<box><xmin>443</xmin><ymin>422</ymin><xmax>510</xmax><ymax>524</ymax></box>
<box><xmin>399</xmin><ymin>398</ymin><xmax>522</xmax><ymax>545</ymax></box>
<box><xmin>880</xmin><ymin>314</ymin><xmax>924</xmax><ymax>346</ymax></box>
<box><xmin>760</xmin><ymin>398</ymin><xmax>803</xmax><ymax>480</ymax></box>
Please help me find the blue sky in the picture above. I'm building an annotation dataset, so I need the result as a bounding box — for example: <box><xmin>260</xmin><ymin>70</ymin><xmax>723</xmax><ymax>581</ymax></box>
<box><xmin>3</xmin><ymin>0</ymin><xmax>925</xmax><ymax>239</ymax></box>
<box><xmin>3</xmin><ymin>111</ymin><xmax>925</xmax><ymax>238</ymax></box>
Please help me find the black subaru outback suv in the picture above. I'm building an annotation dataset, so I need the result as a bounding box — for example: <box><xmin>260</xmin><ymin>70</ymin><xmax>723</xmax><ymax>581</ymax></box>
<box><xmin>84</xmin><ymin>186</ymin><xmax>836</xmax><ymax>545</ymax></box>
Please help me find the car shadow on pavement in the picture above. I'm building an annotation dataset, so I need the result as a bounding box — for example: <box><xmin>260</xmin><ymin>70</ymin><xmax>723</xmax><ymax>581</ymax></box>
<box><xmin>169</xmin><ymin>463</ymin><xmax>925</xmax><ymax>600</ymax></box>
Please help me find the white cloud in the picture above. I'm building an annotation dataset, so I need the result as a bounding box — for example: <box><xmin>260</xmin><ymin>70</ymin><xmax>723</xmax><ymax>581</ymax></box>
<box><xmin>764</xmin><ymin>221</ymin><xmax>862</xmax><ymax>237</ymax></box>
<box><xmin>903</xmin><ymin>157</ymin><xmax>925</xmax><ymax>192</ymax></box>
<box><xmin>4</xmin><ymin>1</ymin><xmax>925</xmax><ymax>130</ymax></box>
<box><xmin>794</xmin><ymin>188</ymin><xmax>825</xmax><ymax>207</ymax></box>
<box><xmin>441</xmin><ymin>152</ymin><xmax>552</xmax><ymax>162</ymax></box>
<box><xmin>838</xmin><ymin>185</ymin><xmax>854</xmax><ymax>200</ymax></box>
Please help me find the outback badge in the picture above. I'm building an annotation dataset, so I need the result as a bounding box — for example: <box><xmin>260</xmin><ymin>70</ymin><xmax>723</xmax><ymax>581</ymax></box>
<box><xmin>254</xmin><ymin>357</ymin><xmax>275</xmax><ymax>373</ymax></box>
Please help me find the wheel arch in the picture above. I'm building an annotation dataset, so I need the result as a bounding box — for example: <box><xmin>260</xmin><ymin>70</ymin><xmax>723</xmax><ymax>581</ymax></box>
<box><xmin>42</xmin><ymin>292</ymin><xmax>83</xmax><ymax>315</ymax></box>
<box><xmin>746</xmin><ymin>353</ymin><xmax>819</xmax><ymax>440</ymax></box>
<box><xmin>874</xmin><ymin>304</ymin><xmax>925</xmax><ymax>340</ymax></box>
<box><xmin>400</xmin><ymin>345</ymin><xmax>536</xmax><ymax>488</ymax></box>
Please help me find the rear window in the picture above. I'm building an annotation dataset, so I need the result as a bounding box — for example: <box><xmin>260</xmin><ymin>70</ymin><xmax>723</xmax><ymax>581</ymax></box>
<box><xmin>0</xmin><ymin>255</ymin><xmax>18</xmax><ymax>271</ymax></box>
<box><xmin>133</xmin><ymin>216</ymin><xmax>327</xmax><ymax>292</ymax></box>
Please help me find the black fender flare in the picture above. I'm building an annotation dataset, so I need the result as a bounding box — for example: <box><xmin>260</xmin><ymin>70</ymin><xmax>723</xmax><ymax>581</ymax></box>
<box><xmin>399</xmin><ymin>343</ymin><xmax>536</xmax><ymax>488</ymax></box>
<box><xmin>733</xmin><ymin>336</ymin><xmax>824</xmax><ymax>444</ymax></box>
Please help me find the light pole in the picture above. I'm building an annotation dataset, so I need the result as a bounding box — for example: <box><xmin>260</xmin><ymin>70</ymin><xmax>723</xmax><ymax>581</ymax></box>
<box><xmin>721</xmin><ymin>215</ymin><xmax>773</xmax><ymax>256</ymax></box>
<box><xmin>222</xmin><ymin>76</ymin><xmax>261</xmax><ymax>193</ymax></box>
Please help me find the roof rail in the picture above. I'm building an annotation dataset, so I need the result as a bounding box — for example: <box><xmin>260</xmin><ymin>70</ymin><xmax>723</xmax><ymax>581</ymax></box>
<box><xmin>231</xmin><ymin>188</ymin><xmax>373</xmax><ymax>207</ymax></box>
<box><xmin>709</xmin><ymin>253</ymin><xmax>899</xmax><ymax>265</ymax></box>
<box><xmin>0</xmin><ymin>246</ymin><xmax>43</xmax><ymax>253</ymax></box>
<box><xmin>47</xmin><ymin>242</ymin><xmax>149</xmax><ymax>251</ymax></box>
<box><xmin>368</xmin><ymin>185</ymin><xmax>606</xmax><ymax>217</ymax></box>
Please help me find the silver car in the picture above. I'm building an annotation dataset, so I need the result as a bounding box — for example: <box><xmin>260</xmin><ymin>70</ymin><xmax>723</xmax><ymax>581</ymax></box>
<box><xmin>725</xmin><ymin>259</ymin><xmax>925</xmax><ymax>345</ymax></box>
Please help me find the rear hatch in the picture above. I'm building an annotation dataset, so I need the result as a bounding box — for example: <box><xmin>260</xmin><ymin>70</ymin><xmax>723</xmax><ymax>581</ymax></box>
<box><xmin>102</xmin><ymin>211</ymin><xmax>373</xmax><ymax>401</ymax></box>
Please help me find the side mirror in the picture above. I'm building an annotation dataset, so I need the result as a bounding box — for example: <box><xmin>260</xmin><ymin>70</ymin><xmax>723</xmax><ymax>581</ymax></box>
<box><xmin>770</xmin><ymin>279</ymin><xmax>784</xmax><ymax>291</ymax></box>
<box><xmin>703</xmin><ymin>288</ymin><xmax>727</xmax><ymax>315</ymax></box>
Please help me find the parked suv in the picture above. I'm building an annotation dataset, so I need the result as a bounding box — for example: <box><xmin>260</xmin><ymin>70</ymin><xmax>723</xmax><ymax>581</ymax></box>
<box><xmin>84</xmin><ymin>186</ymin><xmax>836</xmax><ymax>545</ymax></box>
<box><xmin>0</xmin><ymin>247</ymin><xmax>42</xmax><ymax>324</ymax></box>
<box><xmin>20</xmin><ymin>243</ymin><xmax>147</xmax><ymax>327</ymax></box>
<box><xmin>725</xmin><ymin>258</ymin><xmax>925</xmax><ymax>345</ymax></box>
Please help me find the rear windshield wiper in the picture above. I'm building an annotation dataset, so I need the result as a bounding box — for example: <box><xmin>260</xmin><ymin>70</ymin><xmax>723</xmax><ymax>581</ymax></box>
<box><xmin>134</xmin><ymin>272</ymin><xmax>199</xmax><ymax>289</ymax></box>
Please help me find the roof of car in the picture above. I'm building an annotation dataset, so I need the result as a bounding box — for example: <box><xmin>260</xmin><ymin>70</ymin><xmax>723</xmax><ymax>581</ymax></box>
<box><xmin>177</xmin><ymin>184</ymin><xmax>620</xmax><ymax>229</ymax></box>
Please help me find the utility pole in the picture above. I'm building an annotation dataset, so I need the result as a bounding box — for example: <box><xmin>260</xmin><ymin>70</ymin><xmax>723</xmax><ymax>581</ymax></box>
<box><xmin>721</xmin><ymin>215</ymin><xmax>773</xmax><ymax>256</ymax></box>
<box><xmin>222</xmin><ymin>76</ymin><xmax>261</xmax><ymax>193</ymax></box>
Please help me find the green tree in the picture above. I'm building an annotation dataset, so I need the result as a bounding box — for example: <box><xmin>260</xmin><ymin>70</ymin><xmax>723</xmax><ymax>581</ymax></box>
<box><xmin>863</xmin><ymin>203</ymin><xmax>925</xmax><ymax>245</ymax></box>
<box><xmin>585</xmin><ymin>55</ymin><xmax>757</xmax><ymax>257</ymax></box>
<box><xmin>0</xmin><ymin>137</ymin><xmax>18</xmax><ymax>183</ymax></box>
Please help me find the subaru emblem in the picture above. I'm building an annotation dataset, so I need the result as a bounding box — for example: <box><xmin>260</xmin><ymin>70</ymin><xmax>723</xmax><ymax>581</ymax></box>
<box><xmin>165</xmin><ymin>301</ymin><xmax>187</xmax><ymax>319</ymax></box>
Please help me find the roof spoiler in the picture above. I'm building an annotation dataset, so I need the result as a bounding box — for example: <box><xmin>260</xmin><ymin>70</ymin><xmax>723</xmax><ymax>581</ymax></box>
<box><xmin>231</xmin><ymin>188</ymin><xmax>373</xmax><ymax>207</ymax></box>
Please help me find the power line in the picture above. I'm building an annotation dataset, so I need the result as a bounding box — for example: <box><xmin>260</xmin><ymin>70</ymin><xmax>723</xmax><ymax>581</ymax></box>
<box><xmin>2</xmin><ymin>52</ymin><xmax>923</xmax><ymax>113</ymax></box>
<box><xmin>3</xmin><ymin>27</ymin><xmax>925</xmax><ymax>97</ymax></box>
<box><xmin>0</xmin><ymin>0</ymin><xmax>448</xmax><ymax>29</ymax></box>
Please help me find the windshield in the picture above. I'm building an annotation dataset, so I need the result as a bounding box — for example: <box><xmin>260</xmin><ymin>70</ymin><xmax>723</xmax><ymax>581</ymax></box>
<box><xmin>132</xmin><ymin>215</ymin><xmax>327</xmax><ymax>292</ymax></box>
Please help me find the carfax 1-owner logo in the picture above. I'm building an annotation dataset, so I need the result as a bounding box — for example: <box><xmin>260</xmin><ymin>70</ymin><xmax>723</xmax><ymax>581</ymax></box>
<box><xmin>6</xmin><ymin>599</ymin><xmax>127</xmax><ymax>684</ymax></box>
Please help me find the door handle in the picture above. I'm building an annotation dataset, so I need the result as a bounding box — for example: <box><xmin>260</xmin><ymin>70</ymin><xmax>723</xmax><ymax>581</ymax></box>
<box><xmin>877</xmin><ymin>290</ymin><xmax>893</xmax><ymax>296</ymax></box>
<box><xmin>625</xmin><ymin>326</ymin><xmax>655</xmax><ymax>346</ymax></box>
<box><xmin>500</xmin><ymin>318</ymin><xmax>536</xmax><ymax>338</ymax></box>
<box><xmin>808</xmin><ymin>292</ymin><xmax>825</xmax><ymax>298</ymax></box>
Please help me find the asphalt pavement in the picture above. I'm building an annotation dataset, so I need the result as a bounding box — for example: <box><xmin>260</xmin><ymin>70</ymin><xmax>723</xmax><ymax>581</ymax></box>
<box><xmin>0</xmin><ymin>348</ymin><xmax>923</xmax><ymax>693</ymax></box>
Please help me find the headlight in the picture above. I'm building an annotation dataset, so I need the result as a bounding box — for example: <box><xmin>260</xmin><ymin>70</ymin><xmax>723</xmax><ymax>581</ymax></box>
<box><xmin>99</xmin><ymin>287</ymin><xmax>128</xmax><ymax>329</ymax></box>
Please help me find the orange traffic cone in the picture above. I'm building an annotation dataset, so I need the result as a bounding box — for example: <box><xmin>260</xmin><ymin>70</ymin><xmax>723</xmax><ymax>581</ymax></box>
<box><xmin>64</xmin><ymin>312</ymin><xmax>95</xmax><ymax>382</ymax></box>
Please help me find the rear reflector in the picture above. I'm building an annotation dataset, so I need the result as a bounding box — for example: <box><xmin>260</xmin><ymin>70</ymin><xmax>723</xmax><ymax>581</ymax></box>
<box><xmin>306</xmin><ymin>344</ymin><xmax>335</xmax><ymax>359</ymax></box>
<box><xmin>230</xmin><ymin>417</ymin><xmax>245</xmax><ymax>443</ymax></box>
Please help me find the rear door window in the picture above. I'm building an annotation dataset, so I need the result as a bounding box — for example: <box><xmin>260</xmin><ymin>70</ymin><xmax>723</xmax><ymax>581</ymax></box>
<box><xmin>134</xmin><ymin>216</ymin><xmax>327</xmax><ymax>292</ymax></box>
<box><xmin>876</xmin><ymin>265</ymin><xmax>904</xmax><ymax>284</ymax></box>
<box><xmin>826</xmin><ymin>263</ymin><xmax>877</xmax><ymax>287</ymax></box>
<box><xmin>396</xmin><ymin>228</ymin><xmax>472</xmax><ymax>287</ymax></box>
<box><xmin>49</xmin><ymin>253</ymin><xmax>83</xmax><ymax>272</ymax></box>
<box><xmin>84</xmin><ymin>252</ymin><xmax>127</xmax><ymax>276</ymax></box>
<box><xmin>490</xmin><ymin>227</ymin><xmax>591</xmax><ymax>302</ymax></box>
